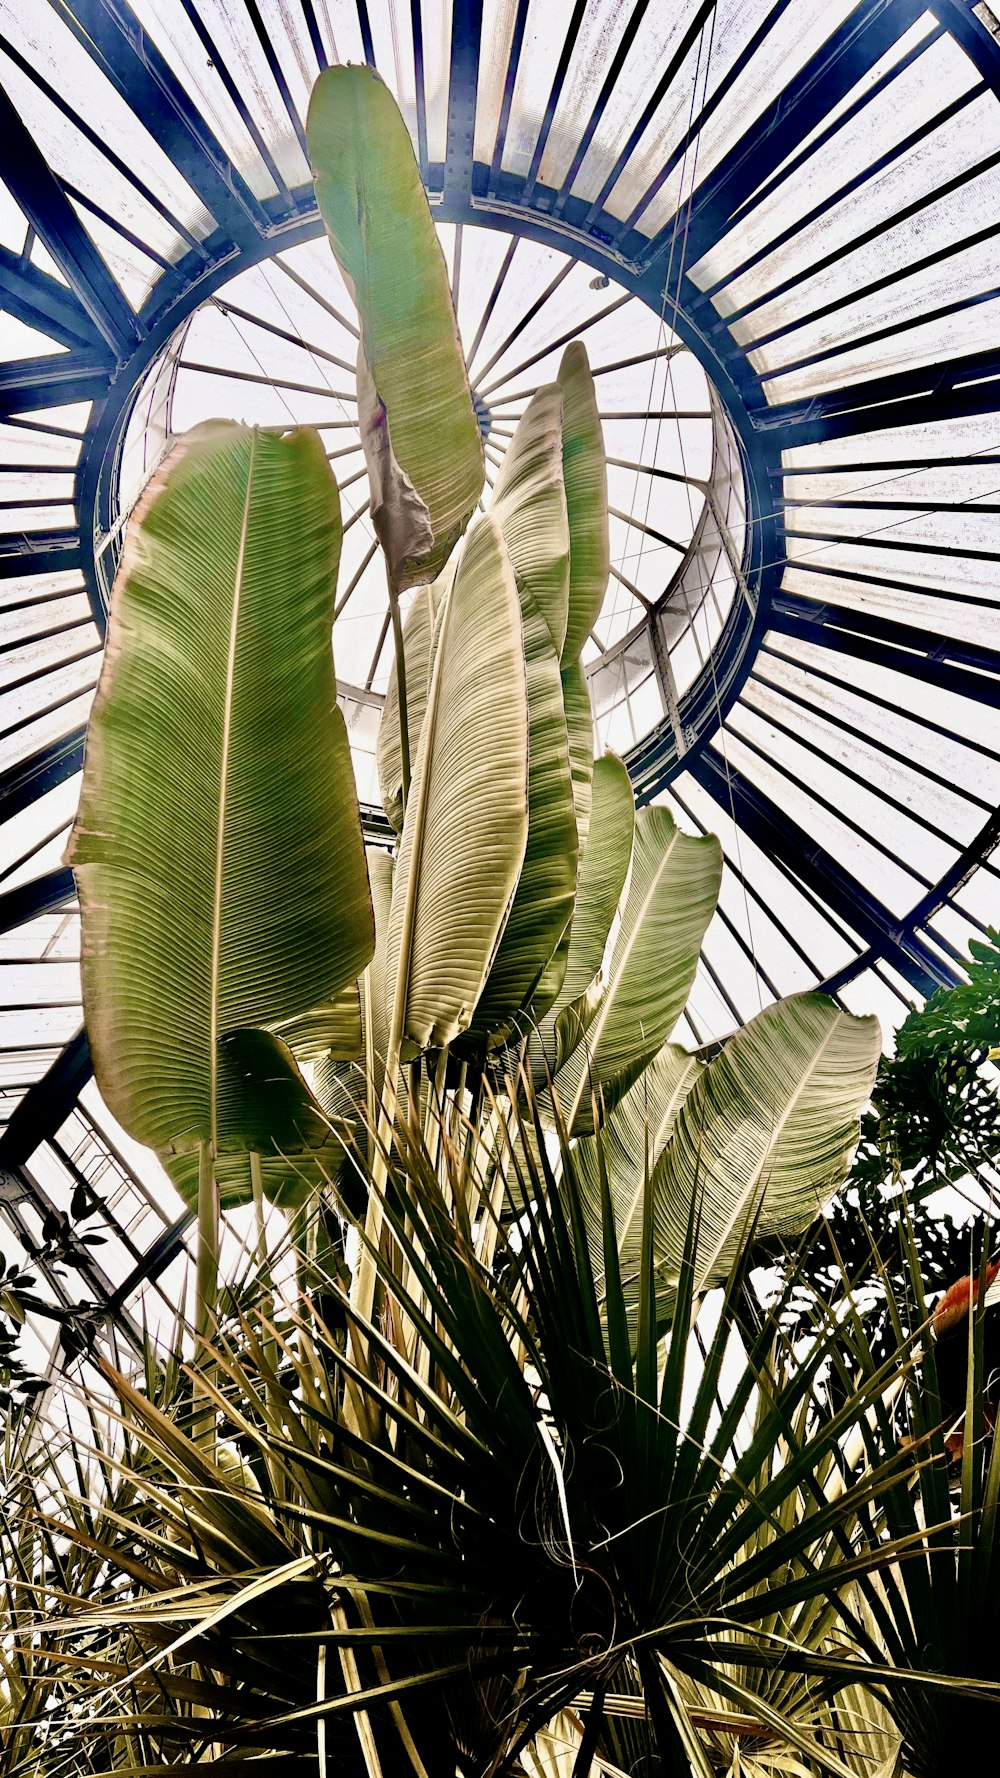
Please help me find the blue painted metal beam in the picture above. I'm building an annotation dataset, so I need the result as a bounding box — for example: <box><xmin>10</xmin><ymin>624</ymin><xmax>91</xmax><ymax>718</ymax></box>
<box><xmin>0</xmin><ymin>248</ymin><xmax>101</xmax><ymax>352</ymax></box>
<box><xmin>645</xmin><ymin>0</ymin><xmax>931</xmax><ymax>268</ymax></box>
<box><xmin>936</xmin><ymin>0</ymin><xmax>1000</xmax><ymax>98</ymax></box>
<box><xmin>0</xmin><ymin>349</ymin><xmax>115</xmax><ymax>418</ymax></box>
<box><xmin>748</xmin><ymin>336</ymin><xmax>1000</xmax><ymax>441</ymax></box>
<box><xmin>0</xmin><ymin>83</ymin><xmax>139</xmax><ymax>357</ymax></box>
<box><xmin>0</xmin><ymin>868</ymin><xmax>76</xmax><ymax>937</ymax></box>
<box><xmin>0</xmin><ymin>538</ymin><xmax>81</xmax><ymax>578</ymax></box>
<box><xmin>0</xmin><ymin>730</ymin><xmax>86</xmax><ymax>828</ymax></box>
<box><xmin>687</xmin><ymin>748</ymin><xmax>956</xmax><ymax>995</ymax></box>
<box><xmin>56</xmin><ymin>0</ymin><xmax>271</xmax><ymax>253</ymax></box>
<box><xmin>0</xmin><ymin>1029</ymin><xmax>91</xmax><ymax>1169</ymax></box>
<box><xmin>768</xmin><ymin>590</ymin><xmax>1000</xmax><ymax>708</ymax></box>
<box><xmin>444</xmin><ymin>0</ymin><xmax>482</xmax><ymax>205</ymax></box>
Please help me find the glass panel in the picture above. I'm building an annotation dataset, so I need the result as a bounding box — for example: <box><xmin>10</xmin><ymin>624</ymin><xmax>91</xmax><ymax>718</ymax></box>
<box><xmin>0</xmin><ymin>775</ymin><xmax>81</xmax><ymax>887</ymax></box>
<box><xmin>728</xmin><ymin>699</ymin><xmax>958</xmax><ymax>886</ymax></box>
<box><xmin>838</xmin><ymin>968</ymin><xmax>913</xmax><ymax>1040</ymax></box>
<box><xmin>0</xmin><ymin>679</ymin><xmax>97</xmax><ymax>776</ymax></box>
<box><xmin>0</xmin><ymin>0</ymin><xmax>214</xmax><ymax>242</ymax></box>
<box><xmin>0</xmin><ymin>313</ymin><xmax>66</xmax><ymax>363</ymax></box>
<box><xmin>759</xmin><ymin>13</ymin><xmax>939</xmax><ymax>187</ymax></box>
<box><xmin>421</xmin><ymin>0</ymin><xmax>453</xmax><ymax>165</ymax></box>
<box><xmin>692</xmin><ymin>34</ymin><xmax>978</xmax><ymax>295</ymax></box>
<box><xmin>313</xmin><ymin>0</ymin><xmax>368</xmax><ymax>68</ymax></box>
<box><xmin>127</xmin><ymin>0</ymin><xmax>283</xmax><ymax>199</ymax></box>
<box><xmin>781</xmin><ymin>410</ymin><xmax>1000</xmax><ymax>470</ymax></box>
<box><xmin>742</xmin><ymin>667</ymin><xmax>983</xmax><ymax>847</ymax></box>
<box><xmin>710</xmin><ymin>725</ymin><xmax>925</xmax><ymax>919</ymax></box>
<box><xmin>785</xmin><ymin>533</ymin><xmax>1000</xmax><ymax>606</ymax></box>
<box><xmin>0</xmin><ymin>173</ymin><xmax>27</xmax><ymax>253</ymax></box>
<box><xmin>763</xmin><ymin>634</ymin><xmax>1000</xmax><ymax>803</ymax></box>
<box><xmin>782</xmin><ymin>563</ymin><xmax>1000</xmax><ymax>656</ymax></box>
<box><xmin>761</xmin><ymin>293</ymin><xmax>1000</xmax><ymax>403</ymax></box>
<box><xmin>536</xmin><ymin>0</ymin><xmax>646</xmax><ymax>193</ymax></box>
<box><xmin>630</xmin><ymin>0</ymin><xmax>863</xmax><ymax>237</ymax></box>
<box><xmin>255</xmin><ymin>0</ymin><xmax>322</xmax><ymax>128</ymax></box>
<box><xmin>717</xmin><ymin>86</ymin><xmax>1000</xmax><ymax>320</ymax></box>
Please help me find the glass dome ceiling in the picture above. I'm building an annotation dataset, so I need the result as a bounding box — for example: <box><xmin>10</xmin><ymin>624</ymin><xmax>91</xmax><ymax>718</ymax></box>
<box><xmin>1</xmin><ymin>0</ymin><xmax>1000</xmax><ymax>1366</ymax></box>
<box><xmin>112</xmin><ymin>224</ymin><xmax>747</xmax><ymax>803</ymax></box>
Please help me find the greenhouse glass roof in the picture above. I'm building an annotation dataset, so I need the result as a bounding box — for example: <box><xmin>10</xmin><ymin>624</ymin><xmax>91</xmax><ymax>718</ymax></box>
<box><xmin>1</xmin><ymin>0</ymin><xmax>1000</xmax><ymax>1367</ymax></box>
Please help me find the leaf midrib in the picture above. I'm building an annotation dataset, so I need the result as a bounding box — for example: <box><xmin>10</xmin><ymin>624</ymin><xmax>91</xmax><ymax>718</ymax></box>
<box><xmin>566</xmin><ymin>822</ymin><xmax>680</xmax><ymax>1131</ymax></box>
<box><xmin>209</xmin><ymin>428</ymin><xmax>257</xmax><ymax>1152</ymax></box>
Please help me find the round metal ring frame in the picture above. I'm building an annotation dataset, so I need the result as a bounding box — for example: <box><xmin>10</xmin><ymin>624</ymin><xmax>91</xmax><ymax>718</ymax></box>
<box><xmin>76</xmin><ymin>182</ymin><xmax>783</xmax><ymax>813</ymax></box>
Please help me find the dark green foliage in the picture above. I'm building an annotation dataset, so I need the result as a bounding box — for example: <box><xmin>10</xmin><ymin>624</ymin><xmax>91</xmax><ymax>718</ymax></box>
<box><xmin>827</xmin><ymin>1224</ymin><xmax>1000</xmax><ymax>1778</ymax></box>
<box><xmin>852</xmin><ymin>930</ymin><xmax>1000</xmax><ymax>1198</ymax></box>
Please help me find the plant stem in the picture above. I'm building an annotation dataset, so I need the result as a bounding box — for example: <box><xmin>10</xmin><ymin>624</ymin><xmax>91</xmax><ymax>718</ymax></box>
<box><xmin>249</xmin><ymin>1150</ymin><xmax>278</xmax><ymax>1373</ymax></box>
<box><xmin>386</xmin><ymin>564</ymin><xmax>410</xmax><ymax>810</ymax></box>
<box><xmin>249</xmin><ymin>1150</ymin><xmax>268</xmax><ymax>1278</ymax></box>
<box><xmin>194</xmin><ymin>1138</ymin><xmax>219</xmax><ymax>1447</ymax></box>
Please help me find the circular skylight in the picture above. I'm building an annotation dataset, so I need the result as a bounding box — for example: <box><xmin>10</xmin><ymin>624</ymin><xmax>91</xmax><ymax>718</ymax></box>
<box><xmin>113</xmin><ymin>224</ymin><xmax>747</xmax><ymax>804</ymax></box>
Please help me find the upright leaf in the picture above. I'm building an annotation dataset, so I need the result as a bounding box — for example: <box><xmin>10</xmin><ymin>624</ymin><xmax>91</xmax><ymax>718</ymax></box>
<box><xmin>385</xmin><ymin>513</ymin><xmax>529</xmax><ymax>1053</ymax></box>
<box><xmin>532</xmin><ymin>753</ymin><xmax>634</xmax><ymax>1071</ymax></box>
<box><xmin>68</xmin><ymin>422</ymin><xmax>374</xmax><ymax>1201</ymax></box>
<box><xmin>491</xmin><ymin>382</ymin><xmax>570</xmax><ymax>658</ymax></box>
<box><xmin>377</xmin><ymin>563</ymin><xmax>453</xmax><ymax>833</ymax></box>
<box><xmin>561</xmin><ymin>658</ymin><xmax>595</xmax><ymax>858</ymax></box>
<box><xmin>575</xmin><ymin>1043</ymin><xmax>702</xmax><ymax>1316</ymax></box>
<box><xmin>554</xmin><ymin>807</ymin><xmax>721</xmax><ymax>1133</ymax></box>
<box><xmin>558</xmin><ymin>341</ymin><xmax>609</xmax><ymax>666</ymax></box>
<box><xmin>652</xmin><ymin>993</ymin><xmax>882</xmax><ymax>1299</ymax></box>
<box><xmin>467</xmin><ymin>389</ymin><xmax>576</xmax><ymax>1040</ymax></box>
<box><xmin>308</xmin><ymin>65</ymin><xmax>484</xmax><ymax>587</ymax></box>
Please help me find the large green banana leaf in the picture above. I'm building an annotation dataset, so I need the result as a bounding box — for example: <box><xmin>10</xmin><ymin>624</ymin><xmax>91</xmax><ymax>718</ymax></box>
<box><xmin>385</xmin><ymin>513</ymin><xmax>529</xmax><ymax>1054</ymax></box>
<box><xmin>572</xmin><ymin>1038</ymin><xmax>697</xmax><ymax>1322</ymax></box>
<box><xmin>270</xmin><ymin>982</ymin><xmax>362</xmax><ymax>1064</ymax></box>
<box><xmin>308</xmin><ymin>65</ymin><xmax>483</xmax><ymax>589</ymax></box>
<box><xmin>68</xmin><ymin>422</ymin><xmax>374</xmax><ymax>1204</ymax></box>
<box><xmin>561</xmin><ymin>658</ymin><xmax>595</xmax><ymax>857</ymax></box>
<box><xmin>652</xmin><ymin>992</ymin><xmax>882</xmax><ymax>1301</ymax></box>
<box><xmin>531</xmin><ymin>753</ymin><xmax>634</xmax><ymax>1073</ymax></box>
<box><xmin>491</xmin><ymin>382</ymin><xmax>570</xmax><ymax>657</ymax></box>
<box><xmin>532</xmin><ymin>657</ymin><xmax>597</xmax><ymax>1015</ymax></box>
<box><xmin>553</xmin><ymin>806</ymin><xmax>721</xmax><ymax>1134</ymax></box>
<box><xmin>466</xmin><ymin>389</ymin><xmax>576</xmax><ymax>1042</ymax></box>
<box><xmin>376</xmin><ymin>564</ymin><xmax>453</xmax><ymax>834</ymax></box>
<box><xmin>557</xmin><ymin>341</ymin><xmax>609</xmax><ymax>667</ymax></box>
<box><xmin>576</xmin><ymin>1042</ymin><xmax>702</xmax><ymax>1310</ymax></box>
<box><xmin>166</xmin><ymin>1031</ymin><xmax>345</xmax><ymax>1212</ymax></box>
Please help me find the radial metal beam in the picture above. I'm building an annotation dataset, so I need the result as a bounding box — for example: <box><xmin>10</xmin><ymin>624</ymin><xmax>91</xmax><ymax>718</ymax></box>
<box><xmin>0</xmin><ymin>350</ymin><xmax>115</xmax><ymax>419</ymax></box>
<box><xmin>0</xmin><ymin>83</ymin><xmax>139</xmax><ymax>358</ymax></box>
<box><xmin>0</xmin><ymin>248</ymin><xmax>100</xmax><ymax>352</ymax></box>
<box><xmin>55</xmin><ymin>0</ymin><xmax>271</xmax><ymax>252</ymax></box>
<box><xmin>0</xmin><ymin>730</ymin><xmax>86</xmax><ymax>828</ymax></box>
<box><xmin>688</xmin><ymin>747</ymin><xmax>957</xmax><ymax>996</ymax></box>
<box><xmin>751</xmin><ymin>339</ymin><xmax>1000</xmax><ymax>442</ymax></box>
<box><xmin>0</xmin><ymin>869</ymin><xmax>76</xmax><ymax>937</ymax></box>
<box><xmin>0</xmin><ymin>538</ymin><xmax>82</xmax><ymax>578</ymax></box>
<box><xmin>444</xmin><ymin>0</ymin><xmax>482</xmax><ymax>203</ymax></box>
<box><xmin>767</xmin><ymin>590</ymin><xmax>1000</xmax><ymax>707</ymax></box>
<box><xmin>649</xmin><ymin>0</ymin><xmax>931</xmax><ymax>265</ymax></box>
<box><xmin>0</xmin><ymin>1029</ymin><xmax>91</xmax><ymax>1171</ymax></box>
